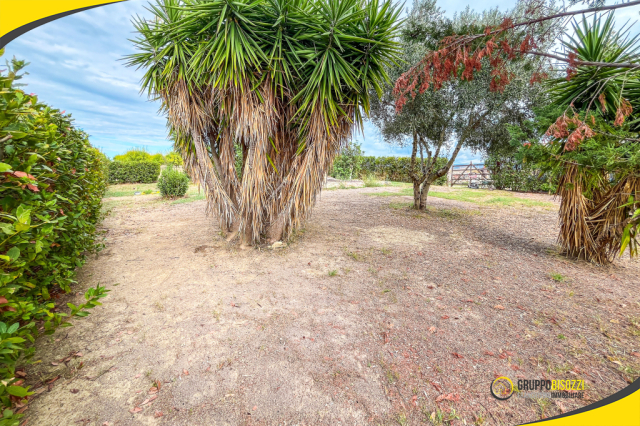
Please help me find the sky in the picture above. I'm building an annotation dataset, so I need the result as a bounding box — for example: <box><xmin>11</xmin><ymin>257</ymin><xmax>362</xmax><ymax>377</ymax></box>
<box><xmin>3</xmin><ymin>0</ymin><xmax>638</xmax><ymax>163</ymax></box>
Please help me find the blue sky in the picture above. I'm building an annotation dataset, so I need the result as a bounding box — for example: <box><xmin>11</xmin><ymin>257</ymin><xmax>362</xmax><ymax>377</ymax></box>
<box><xmin>4</xmin><ymin>0</ymin><xmax>637</xmax><ymax>162</ymax></box>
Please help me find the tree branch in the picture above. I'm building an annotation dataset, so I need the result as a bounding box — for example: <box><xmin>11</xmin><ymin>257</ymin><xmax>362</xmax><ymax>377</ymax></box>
<box><xmin>527</xmin><ymin>50</ymin><xmax>640</xmax><ymax>69</ymax></box>
<box><xmin>506</xmin><ymin>0</ymin><xmax>640</xmax><ymax>31</ymax></box>
<box><xmin>454</xmin><ymin>0</ymin><xmax>640</xmax><ymax>46</ymax></box>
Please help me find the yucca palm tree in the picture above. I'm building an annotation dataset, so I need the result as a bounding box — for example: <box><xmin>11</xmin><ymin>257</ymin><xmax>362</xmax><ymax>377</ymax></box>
<box><xmin>126</xmin><ymin>0</ymin><xmax>401</xmax><ymax>246</ymax></box>
<box><xmin>546</xmin><ymin>13</ymin><xmax>640</xmax><ymax>263</ymax></box>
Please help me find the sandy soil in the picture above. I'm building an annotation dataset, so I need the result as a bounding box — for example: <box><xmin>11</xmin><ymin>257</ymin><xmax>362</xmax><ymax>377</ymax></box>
<box><xmin>23</xmin><ymin>186</ymin><xmax>640</xmax><ymax>426</ymax></box>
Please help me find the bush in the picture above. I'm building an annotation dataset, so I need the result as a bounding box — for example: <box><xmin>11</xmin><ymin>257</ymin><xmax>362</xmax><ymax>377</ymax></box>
<box><xmin>108</xmin><ymin>161</ymin><xmax>161</xmax><ymax>184</ymax></box>
<box><xmin>0</xmin><ymin>56</ymin><xmax>109</xmax><ymax>424</ymax></box>
<box><xmin>485</xmin><ymin>155</ymin><xmax>553</xmax><ymax>192</ymax></box>
<box><xmin>157</xmin><ymin>166</ymin><xmax>189</xmax><ymax>198</ymax></box>
<box><xmin>331</xmin><ymin>141</ymin><xmax>364</xmax><ymax>180</ymax></box>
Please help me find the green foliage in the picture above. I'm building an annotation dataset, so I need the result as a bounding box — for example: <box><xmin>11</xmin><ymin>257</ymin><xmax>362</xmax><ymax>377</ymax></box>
<box><xmin>108</xmin><ymin>161</ymin><xmax>161</xmax><ymax>184</ymax></box>
<box><xmin>114</xmin><ymin>148</ymin><xmax>151</xmax><ymax>162</ymax></box>
<box><xmin>515</xmin><ymin>110</ymin><xmax>640</xmax><ymax>183</ymax></box>
<box><xmin>331</xmin><ymin>141</ymin><xmax>364</xmax><ymax>180</ymax></box>
<box><xmin>164</xmin><ymin>151</ymin><xmax>183</xmax><ymax>166</ymax></box>
<box><xmin>0</xmin><ymin>56</ymin><xmax>109</xmax><ymax>421</ymax></box>
<box><xmin>114</xmin><ymin>148</ymin><xmax>166</xmax><ymax>165</ymax></box>
<box><xmin>485</xmin><ymin>155</ymin><xmax>553</xmax><ymax>193</ymax></box>
<box><xmin>357</xmin><ymin>156</ymin><xmax>447</xmax><ymax>185</ymax></box>
<box><xmin>150</xmin><ymin>153</ymin><xmax>165</xmax><ymax>164</ymax></box>
<box><xmin>157</xmin><ymin>166</ymin><xmax>189</xmax><ymax>198</ymax></box>
<box><xmin>95</xmin><ymin>150</ymin><xmax>111</xmax><ymax>182</ymax></box>
<box><xmin>620</xmin><ymin>198</ymin><xmax>639</xmax><ymax>257</ymax></box>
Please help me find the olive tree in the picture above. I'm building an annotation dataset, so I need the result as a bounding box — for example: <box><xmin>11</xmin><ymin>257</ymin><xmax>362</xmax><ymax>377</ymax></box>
<box><xmin>370</xmin><ymin>0</ymin><xmax>546</xmax><ymax>209</ymax></box>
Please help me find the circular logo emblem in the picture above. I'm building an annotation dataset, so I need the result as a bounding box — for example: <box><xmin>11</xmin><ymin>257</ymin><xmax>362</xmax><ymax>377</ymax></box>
<box><xmin>490</xmin><ymin>376</ymin><xmax>514</xmax><ymax>400</ymax></box>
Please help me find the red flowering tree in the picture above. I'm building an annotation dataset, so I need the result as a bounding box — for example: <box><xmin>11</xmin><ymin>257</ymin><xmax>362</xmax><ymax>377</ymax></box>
<box><xmin>369</xmin><ymin>0</ymin><xmax>546</xmax><ymax>209</ymax></box>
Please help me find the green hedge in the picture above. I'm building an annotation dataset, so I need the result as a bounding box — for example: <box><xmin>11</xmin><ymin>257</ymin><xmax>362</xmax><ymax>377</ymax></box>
<box><xmin>485</xmin><ymin>156</ymin><xmax>555</xmax><ymax>193</ymax></box>
<box><xmin>108</xmin><ymin>160</ymin><xmax>161</xmax><ymax>184</ymax></box>
<box><xmin>340</xmin><ymin>156</ymin><xmax>448</xmax><ymax>185</ymax></box>
<box><xmin>0</xmin><ymin>57</ymin><xmax>109</xmax><ymax>425</ymax></box>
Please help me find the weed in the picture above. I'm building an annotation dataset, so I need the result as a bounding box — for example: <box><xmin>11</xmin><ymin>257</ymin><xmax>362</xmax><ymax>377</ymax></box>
<box><xmin>557</xmin><ymin>334</ymin><xmax>566</xmax><ymax>340</ymax></box>
<box><xmin>345</xmin><ymin>250</ymin><xmax>363</xmax><ymax>261</ymax></box>
<box><xmin>396</xmin><ymin>412</ymin><xmax>408</xmax><ymax>426</ymax></box>
<box><xmin>363</xmin><ymin>173</ymin><xmax>383</xmax><ymax>187</ymax></box>
<box><xmin>381</xmin><ymin>247</ymin><xmax>391</xmax><ymax>255</ymax></box>
<box><xmin>629</xmin><ymin>317</ymin><xmax>640</xmax><ymax>337</ymax></box>
<box><xmin>549</xmin><ymin>272</ymin><xmax>566</xmax><ymax>282</ymax></box>
<box><xmin>328</xmin><ymin>270</ymin><xmax>338</xmax><ymax>277</ymax></box>
<box><xmin>473</xmin><ymin>413</ymin><xmax>485</xmax><ymax>426</ymax></box>
<box><xmin>536</xmin><ymin>398</ymin><xmax>552</xmax><ymax>419</ymax></box>
<box><xmin>385</xmin><ymin>368</ymin><xmax>398</xmax><ymax>383</ymax></box>
<box><xmin>618</xmin><ymin>364</ymin><xmax>640</xmax><ymax>382</ymax></box>
<box><xmin>426</xmin><ymin>407</ymin><xmax>460</xmax><ymax>425</ymax></box>
<box><xmin>389</xmin><ymin>202</ymin><xmax>412</xmax><ymax>209</ymax></box>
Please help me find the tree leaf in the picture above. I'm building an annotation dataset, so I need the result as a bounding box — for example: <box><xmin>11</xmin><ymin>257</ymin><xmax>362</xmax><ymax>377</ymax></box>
<box><xmin>6</xmin><ymin>247</ymin><xmax>20</xmax><ymax>261</ymax></box>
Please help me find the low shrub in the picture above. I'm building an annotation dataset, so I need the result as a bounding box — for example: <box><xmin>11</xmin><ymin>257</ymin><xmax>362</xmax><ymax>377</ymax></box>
<box><xmin>0</xmin><ymin>56</ymin><xmax>109</xmax><ymax>424</ymax></box>
<box><xmin>108</xmin><ymin>160</ymin><xmax>160</xmax><ymax>184</ymax></box>
<box><xmin>157</xmin><ymin>166</ymin><xmax>189</xmax><ymax>198</ymax></box>
<box><xmin>331</xmin><ymin>141</ymin><xmax>364</xmax><ymax>180</ymax></box>
<box><xmin>485</xmin><ymin>155</ymin><xmax>554</xmax><ymax>192</ymax></box>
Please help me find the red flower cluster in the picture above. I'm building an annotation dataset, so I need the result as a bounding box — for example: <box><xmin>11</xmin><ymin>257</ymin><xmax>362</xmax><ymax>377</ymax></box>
<box><xmin>546</xmin><ymin>114</ymin><xmax>594</xmax><ymax>151</ymax></box>
<box><xmin>613</xmin><ymin>98</ymin><xmax>633</xmax><ymax>127</ymax></box>
<box><xmin>394</xmin><ymin>16</ymin><xmax>547</xmax><ymax>111</ymax></box>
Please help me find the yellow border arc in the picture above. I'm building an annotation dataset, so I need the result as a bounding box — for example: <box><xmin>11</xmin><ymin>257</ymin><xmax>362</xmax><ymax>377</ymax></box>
<box><xmin>0</xmin><ymin>0</ymin><xmax>126</xmax><ymax>48</ymax></box>
<box><xmin>522</xmin><ymin>379</ymin><xmax>640</xmax><ymax>426</ymax></box>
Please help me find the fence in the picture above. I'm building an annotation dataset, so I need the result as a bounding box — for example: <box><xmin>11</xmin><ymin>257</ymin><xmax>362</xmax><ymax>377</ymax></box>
<box><xmin>446</xmin><ymin>162</ymin><xmax>492</xmax><ymax>187</ymax></box>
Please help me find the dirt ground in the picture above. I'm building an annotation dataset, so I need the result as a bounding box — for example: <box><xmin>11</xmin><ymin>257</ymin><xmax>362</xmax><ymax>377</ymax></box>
<box><xmin>23</xmin><ymin>185</ymin><xmax>640</xmax><ymax>426</ymax></box>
